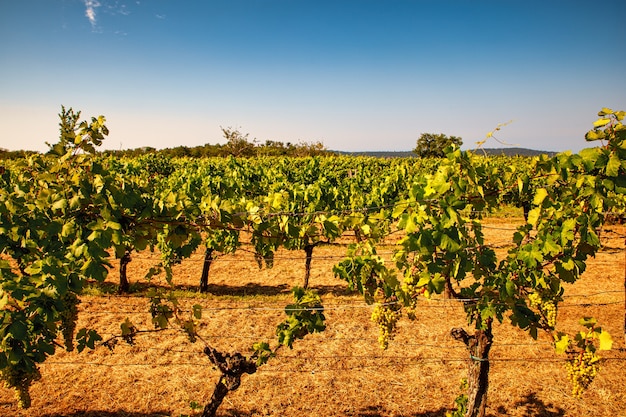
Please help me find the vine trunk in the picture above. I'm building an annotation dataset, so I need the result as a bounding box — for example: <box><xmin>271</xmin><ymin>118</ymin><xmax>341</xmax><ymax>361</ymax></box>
<box><xmin>200</xmin><ymin>248</ymin><xmax>214</xmax><ymax>293</ymax></box>
<box><xmin>451</xmin><ymin>318</ymin><xmax>493</xmax><ymax>417</ymax></box>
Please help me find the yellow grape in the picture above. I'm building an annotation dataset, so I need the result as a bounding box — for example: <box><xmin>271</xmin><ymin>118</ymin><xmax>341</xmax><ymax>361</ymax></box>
<box><xmin>528</xmin><ymin>292</ymin><xmax>557</xmax><ymax>328</ymax></box>
<box><xmin>1</xmin><ymin>367</ymin><xmax>41</xmax><ymax>409</ymax></box>
<box><xmin>59</xmin><ymin>292</ymin><xmax>80</xmax><ymax>352</ymax></box>
<box><xmin>565</xmin><ymin>350</ymin><xmax>600</xmax><ymax>398</ymax></box>
<box><xmin>371</xmin><ymin>304</ymin><xmax>401</xmax><ymax>350</ymax></box>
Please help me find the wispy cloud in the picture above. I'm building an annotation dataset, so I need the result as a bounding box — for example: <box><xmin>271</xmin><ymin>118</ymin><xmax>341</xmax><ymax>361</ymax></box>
<box><xmin>83</xmin><ymin>0</ymin><xmax>101</xmax><ymax>29</ymax></box>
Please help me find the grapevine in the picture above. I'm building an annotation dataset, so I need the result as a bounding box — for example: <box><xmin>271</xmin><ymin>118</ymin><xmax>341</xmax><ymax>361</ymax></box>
<box><xmin>336</xmin><ymin>108</ymin><xmax>625</xmax><ymax>416</ymax></box>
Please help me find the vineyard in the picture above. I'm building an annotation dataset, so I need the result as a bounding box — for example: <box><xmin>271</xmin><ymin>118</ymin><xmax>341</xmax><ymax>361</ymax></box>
<box><xmin>1</xmin><ymin>107</ymin><xmax>625</xmax><ymax>416</ymax></box>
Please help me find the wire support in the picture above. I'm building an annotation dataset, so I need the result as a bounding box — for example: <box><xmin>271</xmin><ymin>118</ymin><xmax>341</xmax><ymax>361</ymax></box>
<box><xmin>77</xmin><ymin>297</ymin><xmax>624</xmax><ymax>315</ymax></box>
<box><xmin>42</xmin><ymin>355</ymin><xmax>626</xmax><ymax>371</ymax></box>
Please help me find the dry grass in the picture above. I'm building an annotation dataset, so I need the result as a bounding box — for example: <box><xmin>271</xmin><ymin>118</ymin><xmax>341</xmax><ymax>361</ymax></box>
<box><xmin>1</xmin><ymin>218</ymin><xmax>625</xmax><ymax>417</ymax></box>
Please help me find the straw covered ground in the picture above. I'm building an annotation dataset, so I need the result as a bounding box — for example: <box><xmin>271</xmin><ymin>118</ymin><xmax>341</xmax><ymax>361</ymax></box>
<box><xmin>1</xmin><ymin>217</ymin><xmax>625</xmax><ymax>417</ymax></box>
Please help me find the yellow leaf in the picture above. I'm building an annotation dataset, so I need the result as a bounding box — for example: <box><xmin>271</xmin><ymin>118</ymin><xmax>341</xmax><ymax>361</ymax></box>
<box><xmin>554</xmin><ymin>333</ymin><xmax>570</xmax><ymax>354</ymax></box>
<box><xmin>598</xmin><ymin>330</ymin><xmax>613</xmax><ymax>351</ymax></box>
<box><xmin>593</xmin><ymin>118</ymin><xmax>611</xmax><ymax>128</ymax></box>
<box><xmin>598</xmin><ymin>107</ymin><xmax>613</xmax><ymax>116</ymax></box>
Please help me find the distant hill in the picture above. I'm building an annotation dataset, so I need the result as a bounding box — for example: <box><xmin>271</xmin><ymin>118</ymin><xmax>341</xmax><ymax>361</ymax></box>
<box><xmin>472</xmin><ymin>147</ymin><xmax>557</xmax><ymax>157</ymax></box>
<box><xmin>334</xmin><ymin>150</ymin><xmax>414</xmax><ymax>158</ymax></box>
<box><xmin>333</xmin><ymin>147</ymin><xmax>556</xmax><ymax>158</ymax></box>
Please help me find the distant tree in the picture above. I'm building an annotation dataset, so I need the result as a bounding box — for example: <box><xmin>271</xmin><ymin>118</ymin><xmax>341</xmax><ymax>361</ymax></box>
<box><xmin>98</xmin><ymin>131</ymin><xmax>329</xmax><ymax>159</ymax></box>
<box><xmin>222</xmin><ymin>127</ymin><xmax>256</xmax><ymax>157</ymax></box>
<box><xmin>413</xmin><ymin>133</ymin><xmax>462</xmax><ymax>158</ymax></box>
<box><xmin>257</xmin><ymin>140</ymin><xmax>290</xmax><ymax>156</ymax></box>
<box><xmin>292</xmin><ymin>140</ymin><xmax>327</xmax><ymax>157</ymax></box>
<box><xmin>168</xmin><ymin>146</ymin><xmax>191</xmax><ymax>158</ymax></box>
<box><xmin>0</xmin><ymin>148</ymin><xmax>38</xmax><ymax>160</ymax></box>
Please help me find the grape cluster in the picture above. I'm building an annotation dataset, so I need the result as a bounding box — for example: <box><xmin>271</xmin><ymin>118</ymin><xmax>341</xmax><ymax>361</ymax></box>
<box><xmin>402</xmin><ymin>273</ymin><xmax>429</xmax><ymax>320</ymax></box>
<box><xmin>1</xmin><ymin>366</ymin><xmax>41</xmax><ymax>409</ymax></box>
<box><xmin>541</xmin><ymin>300</ymin><xmax>557</xmax><ymax>328</ymax></box>
<box><xmin>58</xmin><ymin>292</ymin><xmax>80</xmax><ymax>351</ymax></box>
<box><xmin>400</xmin><ymin>281</ymin><xmax>418</xmax><ymax>320</ymax></box>
<box><xmin>528</xmin><ymin>292</ymin><xmax>557</xmax><ymax>328</ymax></box>
<box><xmin>371</xmin><ymin>304</ymin><xmax>401</xmax><ymax>350</ymax></box>
<box><xmin>401</xmin><ymin>279</ymin><xmax>421</xmax><ymax>300</ymax></box>
<box><xmin>565</xmin><ymin>350</ymin><xmax>600</xmax><ymax>398</ymax></box>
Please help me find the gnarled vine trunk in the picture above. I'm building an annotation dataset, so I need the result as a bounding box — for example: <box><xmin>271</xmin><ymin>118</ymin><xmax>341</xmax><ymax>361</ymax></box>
<box><xmin>118</xmin><ymin>250</ymin><xmax>131</xmax><ymax>294</ymax></box>
<box><xmin>451</xmin><ymin>318</ymin><xmax>493</xmax><ymax>417</ymax></box>
<box><xmin>201</xmin><ymin>346</ymin><xmax>257</xmax><ymax>417</ymax></box>
<box><xmin>304</xmin><ymin>244</ymin><xmax>314</xmax><ymax>289</ymax></box>
<box><xmin>522</xmin><ymin>200</ymin><xmax>531</xmax><ymax>222</ymax></box>
<box><xmin>199</xmin><ymin>248</ymin><xmax>214</xmax><ymax>293</ymax></box>
<box><xmin>444</xmin><ymin>274</ymin><xmax>457</xmax><ymax>299</ymax></box>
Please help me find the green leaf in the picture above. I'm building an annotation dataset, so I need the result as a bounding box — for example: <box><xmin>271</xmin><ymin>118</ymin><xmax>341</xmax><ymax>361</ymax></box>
<box><xmin>532</xmin><ymin>188</ymin><xmax>548</xmax><ymax>206</ymax></box>
<box><xmin>585</xmin><ymin>130</ymin><xmax>605</xmax><ymax>141</ymax></box>
<box><xmin>121</xmin><ymin>318</ymin><xmax>135</xmax><ymax>335</ymax></box>
<box><xmin>192</xmin><ymin>304</ymin><xmax>202</xmax><ymax>320</ymax></box>
<box><xmin>24</xmin><ymin>262</ymin><xmax>42</xmax><ymax>275</ymax></box>
<box><xmin>606</xmin><ymin>152</ymin><xmax>621</xmax><ymax>177</ymax></box>
<box><xmin>52</xmin><ymin>198</ymin><xmax>67</xmax><ymax>211</ymax></box>
<box><xmin>155</xmin><ymin>313</ymin><xmax>169</xmax><ymax>329</ymax></box>
<box><xmin>598</xmin><ymin>107</ymin><xmax>613</xmax><ymax>116</ymax></box>
<box><xmin>76</xmin><ymin>328</ymin><xmax>103</xmax><ymax>353</ymax></box>
<box><xmin>579</xmin><ymin>317</ymin><xmax>597</xmax><ymax>328</ymax></box>
<box><xmin>392</xmin><ymin>202</ymin><xmax>407</xmax><ymax>219</ymax></box>
<box><xmin>431</xmin><ymin>273</ymin><xmax>446</xmax><ymax>294</ymax></box>
<box><xmin>440</xmin><ymin>233</ymin><xmax>461</xmax><ymax>252</ymax></box>
<box><xmin>527</xmin><ymin>208</ymin><xmax>540</xmax><ymax>227</ymax></box>
<box><xmin>61</xmin><ymin>222</ymin><xmax>75</xmax><ymax>238</ymax></box>
<box><xmin>543</xmin><ymin>238</ymin><xmax>561</xmax><ymax>256</ymax></box>
<box><xmin>107</xmin><ymin>221</ymin><xmax>122</xmax><ymax>230</ymax></box>
<box><xmin>593</xmin><ymin>118</ymin><xmax>611</xmax><ymax>128</ymax></box>
<box><xmin>505</xmin><ymin>279</ymin><xmax>516</xmax><ymax>297</ymax></box>
<box><xmin>416</xmin><ymin>272</ymin><xmax>431</xmax><ymax>288</ymax></box>
<box><xmin>560</xmin><ymin>219</ymin><xmax>576</xmax><ymax>245</ymax></box>
<box><xmin>8</xmin><ymin>320</ymin><xmax>28</xmax><ymax>340</ymax></box>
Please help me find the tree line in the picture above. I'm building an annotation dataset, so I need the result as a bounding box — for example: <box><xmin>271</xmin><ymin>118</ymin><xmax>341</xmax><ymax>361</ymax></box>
<box><xmin>2</xmin><ymin>130</ymin><xmax>469</xmax><ymax>160</ymax></box>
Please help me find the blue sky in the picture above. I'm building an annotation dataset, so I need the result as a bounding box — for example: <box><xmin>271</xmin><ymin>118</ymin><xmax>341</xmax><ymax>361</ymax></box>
<box><xmin>1</xmin><ymin>1</ymin><xmax>624</xmax><ymax>153</ymax></box>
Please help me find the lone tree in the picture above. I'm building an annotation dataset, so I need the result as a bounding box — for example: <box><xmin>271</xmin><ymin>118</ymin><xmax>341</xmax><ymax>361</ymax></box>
<box><xmin>222</xmin><ymin>127</ymin><xmax>256</xmax><ymax>157</ymax></box>
<box><xmin>413</xmin><ymin>133</ymin><xmax>463</xmax><ymax>158</ymax></box>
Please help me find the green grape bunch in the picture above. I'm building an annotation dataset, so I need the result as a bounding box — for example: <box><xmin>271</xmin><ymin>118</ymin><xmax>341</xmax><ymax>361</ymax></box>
<box><xmin>565</xmin><ymin>349</ymin><xmax>600</xmax><ymax>398</ymax></box>
<box><xmin>528</xmin><ymin>292</ymin><xmax>557</xmax><ymax>329</ymax></box>
<box><xmin>371</xmin><ymin>303</ymin><xmax>402</xmax><ymax>350</ymax></box>
<box><xmin>1</xmin><ymin>366</ymin><xmax>41</xmax><ymax>409</ymax></box>
<box><xmin>555</xmin><ymin>317</ymin><xmax>612</xmax><ymax>399</ymax></box>
<box><xmin>58</xmin><ymin>292</ymin><xmax>80</xmax><ymax>352</ymax></box>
